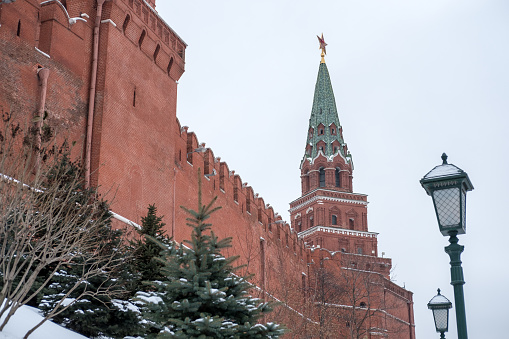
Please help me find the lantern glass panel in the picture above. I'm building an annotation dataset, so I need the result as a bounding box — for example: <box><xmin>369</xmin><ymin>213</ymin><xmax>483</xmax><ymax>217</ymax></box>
<box><xmin>433</xmin><ymin>187</ymin><xmax>460</xmax><ymax>227</ymax></box>
<box><xmin>432</xmin><ymin>308</ymin><xmax>449</xmax><ymax>332</ymax></box>
<box><xmin>461</xmin><ymin>188</ymin><xmax>466</xmax><ymax>227</ymax></box>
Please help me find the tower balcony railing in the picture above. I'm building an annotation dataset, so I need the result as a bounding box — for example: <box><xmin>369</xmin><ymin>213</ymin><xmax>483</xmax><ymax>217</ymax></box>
<box><xmin>297</xmin><ymin>225</ymin><xmax>378</xmax><ymax>239</ymax></box>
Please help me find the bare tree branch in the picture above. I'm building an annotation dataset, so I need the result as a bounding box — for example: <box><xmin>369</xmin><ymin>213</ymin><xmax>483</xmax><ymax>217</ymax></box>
<box><xmin>0</xmin><ymin>117</ymin><xmax>129</xmax><ymax>338</ymax></box>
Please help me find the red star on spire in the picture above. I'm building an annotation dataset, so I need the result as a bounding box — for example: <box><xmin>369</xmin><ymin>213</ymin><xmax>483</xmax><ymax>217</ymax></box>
<box><xmin>317</xmin><ymin>33</ymin><xmax>327</xmax><ymax>55</ymax></box>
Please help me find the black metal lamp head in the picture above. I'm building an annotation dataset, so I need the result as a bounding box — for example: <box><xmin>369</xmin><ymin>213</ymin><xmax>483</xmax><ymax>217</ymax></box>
<box><xmin>420</xmin><ymin>154</ymin><xmax>474</xmax><ymax>236</ymax></box>
<box><xmin>428</xmin><ymin>288</ymin><xmax>453</xmax><ymax>334</ymax></box>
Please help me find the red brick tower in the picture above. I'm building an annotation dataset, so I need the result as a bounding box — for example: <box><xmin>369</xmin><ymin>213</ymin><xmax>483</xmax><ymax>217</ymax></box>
<box><xmin>288</xmin><ymin>42</ymin><xmax>415</xmax><ymax>338</ymax></box>
<box><xmin>289</xmin><ymin>45</ymin><xmax>380</xmax><ymax>260</ymax></box>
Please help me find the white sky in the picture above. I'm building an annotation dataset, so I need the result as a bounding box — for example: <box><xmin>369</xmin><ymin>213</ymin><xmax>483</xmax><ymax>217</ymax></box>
<box><xmin>158</xmin><ymin>1</ymin><xmax>509</xmax><ymax>337</ymax></box>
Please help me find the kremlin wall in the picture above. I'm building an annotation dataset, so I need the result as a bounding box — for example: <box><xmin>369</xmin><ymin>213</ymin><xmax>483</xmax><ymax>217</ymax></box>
<box><xmin>0</xmin><ymin>1</ymin><xmax>415</xmax><ymax>337</ymax></box>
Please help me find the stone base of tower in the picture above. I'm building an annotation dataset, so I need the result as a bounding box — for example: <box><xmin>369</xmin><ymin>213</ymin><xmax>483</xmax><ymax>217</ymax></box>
<box><xmin>295</xmin><ymin>248</ymin><xmax>415</xmax><ymax>339</ymax></box>
<box><xmin>300</xmin><ymin>225</ymin><xmax>391</xmax><ymax>277</ymax></box>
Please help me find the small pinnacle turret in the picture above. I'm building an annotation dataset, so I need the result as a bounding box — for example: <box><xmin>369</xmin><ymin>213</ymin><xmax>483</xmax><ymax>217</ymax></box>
<box><xmin>303</xmin><ymin>36</ymin><xmax>351</xmax><ymax>165</ymax></box>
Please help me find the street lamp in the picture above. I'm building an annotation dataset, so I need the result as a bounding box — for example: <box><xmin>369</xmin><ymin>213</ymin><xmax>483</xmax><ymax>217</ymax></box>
<box><xmin>428</xmin><ymin>289</ymin><xmax>453</xmax><ymax>339</ymax></box>
<box><xmin>420</xmin><ymin>153</ymin><xmax>473</xmax><ymax>339</ymax></box>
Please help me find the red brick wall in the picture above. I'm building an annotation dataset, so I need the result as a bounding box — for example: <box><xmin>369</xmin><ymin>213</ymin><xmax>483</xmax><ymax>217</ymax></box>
<box><xmin>0</xmin><ymin>0</ymin><xmax>88</xmax><ymax>160</ymax></box>
<box><xmin>90</xmin><ymin>0</ymin><xmax>184</xmax><ymax>224</ymax></box>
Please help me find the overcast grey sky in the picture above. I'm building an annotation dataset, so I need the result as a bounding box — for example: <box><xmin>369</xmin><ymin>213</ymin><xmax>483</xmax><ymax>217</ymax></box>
<box><xmin>158</xmin><ymin>1</ymin><xmax>509</xmax><ymax>337</ymax></box>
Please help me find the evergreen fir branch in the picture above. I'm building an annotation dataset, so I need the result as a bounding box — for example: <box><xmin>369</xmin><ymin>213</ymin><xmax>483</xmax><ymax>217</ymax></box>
<box><xmin>137</xmin><ymin>168</ymin><xmax>284</xmax><ymax>338</ymax></box>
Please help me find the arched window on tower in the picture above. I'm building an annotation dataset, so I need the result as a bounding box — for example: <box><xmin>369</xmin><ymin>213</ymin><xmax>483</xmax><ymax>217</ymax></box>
<box><xmin>317</xmin><ymin>140</ymin><xmax>326</xmax><ymax>154</ymax></box>
<box><xmin>317</xmin><ymin>124</ymin><xmax>325</xmax><ymax>135</ymax></box>
<box><xmin>330</xmin><ymin>123</ymin><xmax>337</xmax><ymax>135</ymax></box>
<box><xmin>332</xmin><ymin>140</ymin><xmax>341</xmax><ymax>155</ymax></box>
<box><xmin>349</xmin><ymin>218</ymin><xmax>355</xmax><ymax>230</ymax></box>
<box><xmin>319</xmin><ymin>168</ymin><xmax>325</xmax><ymax>187</ymax></box>
<box><xmin>304</xmin><ymin>171</ymin><xmax>310</xmax><ymax>192</ymax></box>
<box><xmin>335</xmin><ymin>168</ymin><xmax>341</xmax><ymax>187</ymax></box>
<box><xmin>332</xmin><ymin>215</ymin><xmax>337</xmax><ymax>225</ymax></box>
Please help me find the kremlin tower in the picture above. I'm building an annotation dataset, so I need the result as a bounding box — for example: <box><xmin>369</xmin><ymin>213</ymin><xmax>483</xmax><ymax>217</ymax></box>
<box><xmin>287</xmin><ymin>36</ymin><xmax>415</xmax><ymax>338</ymax></box>
<box><xmin>291</xmin><ymin>35</ymin><xmax>382</xmax><ymax>273</ymax></box>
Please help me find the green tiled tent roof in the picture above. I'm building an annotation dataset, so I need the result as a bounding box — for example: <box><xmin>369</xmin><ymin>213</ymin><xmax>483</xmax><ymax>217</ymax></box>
<box><xmin>303</xmin><ymin>61</ymin><xmax>351</xmax><ymax>163</ymax></box>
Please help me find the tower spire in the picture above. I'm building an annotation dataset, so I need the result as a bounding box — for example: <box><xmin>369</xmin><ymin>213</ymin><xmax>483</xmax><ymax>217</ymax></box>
<box><xmin>303</xmin><ymin>36</ymin><xmax>351</xmax><ymax>165</ymax></box>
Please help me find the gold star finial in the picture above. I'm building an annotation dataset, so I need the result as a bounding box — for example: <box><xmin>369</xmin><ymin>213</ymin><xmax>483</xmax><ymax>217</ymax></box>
<box><xmin>317</xmin><ymin>33</ymin><xmax>327</xmax><ymax>63</ymax></box>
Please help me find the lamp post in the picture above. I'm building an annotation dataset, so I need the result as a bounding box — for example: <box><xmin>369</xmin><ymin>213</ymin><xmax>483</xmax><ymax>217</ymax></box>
<box><xmin>428</xmin><ymin>289</ymin><xmax>453</xmax><ymax>339</ymax></box>
<box><xmin>420</xmin><ymin>153</ymin><xmax>473</xmax><ymax>339</ymax></box>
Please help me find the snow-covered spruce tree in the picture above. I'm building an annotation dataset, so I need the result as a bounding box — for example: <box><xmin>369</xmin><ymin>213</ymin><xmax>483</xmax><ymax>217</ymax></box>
<box><xmin>130</xmin><ymin>204</ymin><xmax>173</xmax><ymax>294</ymax></box>
<box><xmin>41</xmin><ymin>205</ymin><xmax>172</xmax><ymax>338</ymax></box>
<box><xmin>39</xmin><ymin>225</ymin><xmax>143</xmax><ymax>339</ymax></box>
<box><xmin>137</xmin><ymin>170</ymin><xmax>285</xmax><ymax>338</ymax></box>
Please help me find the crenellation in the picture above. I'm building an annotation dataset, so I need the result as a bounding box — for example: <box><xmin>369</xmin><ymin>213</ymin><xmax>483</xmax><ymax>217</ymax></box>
<box><xmin>174</xmin><ymin>125</ymin><xmax>311</xmax><ymax>263</ymax></box>
<box><xmin>116</xmin><ymin>0</ymin><xmax>184</xmax><ymax>79</ymax></box>
<box><xmin>171</xmin><ymin>134</ymin><xmax>306</xmax><ymax>262</ymax></box>
<box><xmin>121</xmin><ymin>0</ymin><xmax>185</xmax><ymax>58</ymax></box>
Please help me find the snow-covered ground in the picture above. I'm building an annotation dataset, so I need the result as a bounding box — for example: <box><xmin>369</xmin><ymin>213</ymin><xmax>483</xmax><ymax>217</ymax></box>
<box><xmin>0</xmin><ymin>305</ymin><xmax>87</xmax><ymax>339</ymax></box>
